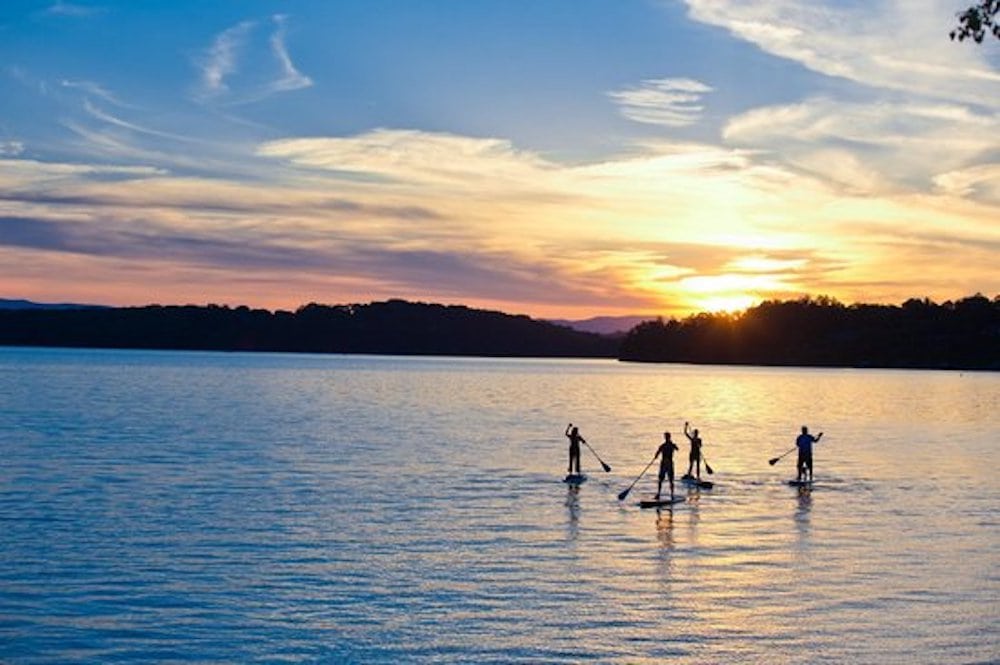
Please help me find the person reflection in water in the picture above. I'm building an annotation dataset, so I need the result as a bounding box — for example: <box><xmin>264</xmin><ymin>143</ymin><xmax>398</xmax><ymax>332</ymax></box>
<box><xmin>796</xmin><ymin>426</ymin><xmax>823</xmax><ymax>482</ymax></box>
<box><xmin>655</xmin><ymin>432</ymin><xmax>679</xmax><ymax>500</ymax></box>
<box><xmin>683</xmin><ymin>421</ymin><xmax>703</xmax><ymax>480</ymax></box>
<box><xmin>565</xmin><ymin>423</ymin><xmax>585</xmax><ymax>474</ymax></box>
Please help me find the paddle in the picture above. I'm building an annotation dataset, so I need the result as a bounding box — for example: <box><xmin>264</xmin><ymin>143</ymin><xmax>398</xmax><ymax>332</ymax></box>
<box><xmin>583</xmin><ymin>441</ymin><xmax>612</xmax><ymax>472</ymax></box>
<box><xmin>768</xmin><ymin>432</ymin><xmax>823</xmax><ymax>466</ymax></box>
<box><xmin>768</xmin><ymin>447</ymin><xmax>796</xmax><ymax>466</ymax></box>
<box><xmin>617</xmin><ymin>454</ymin><xmax>657</xmax><ymax>501</ymax></box>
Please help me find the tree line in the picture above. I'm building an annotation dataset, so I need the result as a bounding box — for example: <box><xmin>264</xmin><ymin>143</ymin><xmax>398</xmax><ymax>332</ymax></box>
<box><xmin>619</xmin><ymin>294</ymin><xmax>1000</xmax><ymax>370</ymax></box>
<box><xmin>1</xmin><ymin>295</ymin><xmax>997</xmax><ymax>369</ymax></box>
<box><xmin>0</xmin><ymin>299</ymin><xmax>617</xmax><ymax>358</ymax></box>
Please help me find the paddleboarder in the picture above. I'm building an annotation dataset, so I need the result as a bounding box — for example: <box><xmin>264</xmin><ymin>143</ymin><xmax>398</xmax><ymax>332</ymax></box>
<box><xmin>796</xmin><ymin>426</ymin><xmax>823</xmax><ymax>482</ymax></box>
<box><xmin>683</xmin><ymin>421</ymin><xmax>703</xmax><ymax>480</ymax></box>
<box><xmin>655</xmin><ymin>431</ymin><xmax>680</xmax><ymax>500</ymax></box>
<box><xmin>565</xmin><ymin>423</ymin><xmax>585</xmax><ymax>475</ymax></box>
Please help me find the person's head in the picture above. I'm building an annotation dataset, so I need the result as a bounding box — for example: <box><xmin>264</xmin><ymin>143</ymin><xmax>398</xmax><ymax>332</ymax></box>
<box><xmin>693</xmin><ymin>429</ymin><xmax>699</xmax><ymax>436</ymax></box>
<box><xmin>663</xmin><ymin>431</ymin><xmax>671</xmax><ymax>441</ymax></box>
<box><xmin>801</xmin><ymin>426</ymin><xmax>809</xmax><ymax>434</ymax></box>
<box><xmin>571</xmin><ymin>426</ymin><xmax>579</xmax><ymax>435</ymax></box>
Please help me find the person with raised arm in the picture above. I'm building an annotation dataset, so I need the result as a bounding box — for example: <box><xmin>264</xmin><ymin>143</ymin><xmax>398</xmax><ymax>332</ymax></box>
<box><xmin>796</xmin><ymin>426</ymin><xmax>823</xmax><ymax>482</ymax></box>
<box><xmin>683</xmin><ymin>421</ymin><xmax>703</xmax><ymax>480</ymax></box>
<box><xmin>565</xmin><ymin>423</ymin><xmax>585</xmax><ymax>475</ymax></box>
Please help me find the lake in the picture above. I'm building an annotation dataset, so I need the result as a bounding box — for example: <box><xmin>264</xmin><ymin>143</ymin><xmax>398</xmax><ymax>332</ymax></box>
<box><xmin>1</xmin><ymin>347</ymin><xmax>997</xmax><ymax>663</ymax></box>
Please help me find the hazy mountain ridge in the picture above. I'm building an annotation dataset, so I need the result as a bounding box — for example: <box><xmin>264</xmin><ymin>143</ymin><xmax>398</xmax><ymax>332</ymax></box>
<box><xmin>546</xmin><ymin>315</ymin><xmax>651</xmax><ymax>335</ymax></box>
<box><xmin>0</xmin><ymin>298</ymin><xmax>108</xmax><ymax>310</ymax></box>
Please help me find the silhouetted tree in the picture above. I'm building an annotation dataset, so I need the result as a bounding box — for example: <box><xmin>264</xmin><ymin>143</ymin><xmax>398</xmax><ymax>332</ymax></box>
<box><xmin>620</xmin><ymin>295</ymin><xmax>1000</xmax><ymax>370</ymax></box>
<box><xmin>951</xmin><ymin>1</ymin><xmax>999</xmax><ymax>42</ymax></box>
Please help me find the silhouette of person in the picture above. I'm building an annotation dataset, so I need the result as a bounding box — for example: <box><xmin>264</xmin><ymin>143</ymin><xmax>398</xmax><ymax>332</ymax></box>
<box><xmin>565</xmin><ymin>423</ymin><xmax>585</xmax><ymax>474</ymax></box>
<box><xmin>796</xmin><ymin>426</ymin><xmax>823</xmax><ymax>482</ymax></box>
<box><xmin>683</xmin><ymin>421</ymin><xmax>703</xmax><ymax>480</ymax></box>
<box><xmin>655</xmin><ymin>432</ymin><xmax>679</xmax><ymax>500</ymax></box>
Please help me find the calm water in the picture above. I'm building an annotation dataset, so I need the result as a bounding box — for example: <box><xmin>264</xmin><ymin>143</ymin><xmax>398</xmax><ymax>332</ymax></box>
<box><xmin>1</xmin><ymin>347</ymin><xmax>997</xmax><ymax>663</ymax></box>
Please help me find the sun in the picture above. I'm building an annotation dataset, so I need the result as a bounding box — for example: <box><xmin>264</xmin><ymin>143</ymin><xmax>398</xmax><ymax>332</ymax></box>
<box><xmin>678</xmin><ymin>274</ymin><xmax>771</xmax><ymax>314</ymax></box>
<box><xmin>697</xmin><ymin>293</ymin><xmax>758</xmax><ymax>314</ymax></box>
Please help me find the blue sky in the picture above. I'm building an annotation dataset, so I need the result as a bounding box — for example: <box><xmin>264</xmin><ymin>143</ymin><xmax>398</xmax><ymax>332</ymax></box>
<box><xmin>1</xmin><ymin>1</ymin><xmax>998</xmax><ymax>316</ymax></box>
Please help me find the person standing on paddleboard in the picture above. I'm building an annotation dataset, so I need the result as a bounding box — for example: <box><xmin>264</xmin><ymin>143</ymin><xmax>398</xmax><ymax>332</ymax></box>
<box><xmin>683</xmin><ymin>421</ymin><xmax>703</xmax><ymax>480</ymax></box>
<box><xmin>796</xmin><ymin>426</ymin><xmax>823</xmax><ymax>482</ymax></box>
<box><xmin>565</xmin><ymin>424</ymin><xmax>585</xmax><ymax>475</ymax></box>
<box><xmin>655</xmin><ymin>432</ymin><xmax>679</xmax><ymax>500</ymax></box>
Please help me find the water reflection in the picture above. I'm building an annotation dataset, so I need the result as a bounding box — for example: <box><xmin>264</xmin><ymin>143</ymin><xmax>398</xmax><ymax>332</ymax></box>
<box><xmin>654</xmin><ymin>508</ymin><xmax>676</xmax><ymax>579</ymax></box>
<box><xmin>795</xmin><ymin>486</ymin><xmax>812</xmax><ymax>542</ymax></box>
<box><xmin>685</xmin><ymin>495</ymin><xmax>701</xmax><ymax>544</ymax></box>
<box><xmin>655</xmin><ymin>508</ymin><xmax>674</xmax><ymax>550</ymax></box>
<box><xmin>685</xmin><ymin>486</ymin><xmax>706</xmax><ymax>501</ymax></box>
<box><xmin>565</xmin><ymin>484</ymin><xmax>580</xmax><ymax>541</ymax></box>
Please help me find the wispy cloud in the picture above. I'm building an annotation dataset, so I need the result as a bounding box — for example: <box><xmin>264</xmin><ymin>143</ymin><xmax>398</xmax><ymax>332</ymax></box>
<box><xmin>608</xmin><ymin>78</ymin><xmax>713</xmax><ymax>127</ymax></box>
<box><xmin>195</xmin><ymin>16</ymin><xmax>312</xmax><ymax>104</ymax></box>
<box><xmin>82</xmin><ymin>99</ymin><xmax>199</xmax><ymax>143</ymax></box>
<box><xmin>0</xmin><ymin>214</ymin><xmax>628</xmax><ymax>309</ymax></box>
<box><xmin>933</xmin><ymin>163</ymin><xmax>1000</xmax><ymax>202</ymax></box>
<box><xmin>197</xmin><ymin>20</ymin><xmax>256</xmax><ymax>98</ymax></box>
<box><xmin>723</xmin><ymin>97</ymin><xmax>1000</xmax><ymax>196</ymax></box>
<box><xmin>269</xmin><ymin>14</ymin><xmax>313</xmax><ymax>93</ymax></box>
<box><xmin>61</xmin><ymin>79</ymin><xmax>131</xmax><ymax>108</ymax></box>
<box><xmin>44</xmin><ymin>2</ymin><xmax>102</xmax><ymax>18</ymax></box>
<box><xmin>258</xmin><ymin>130</ymin><xmax>556</xmax><ymax>191</ymax></box>
<box><xmin>682</xmin><ymin>0</ymin><xmax>1000</xmax><ymax>107</ymax></box>
<box><xmin>0</xmin><ymin>141</ymin><xmax>24</xmax><ymax>157</ymax></box>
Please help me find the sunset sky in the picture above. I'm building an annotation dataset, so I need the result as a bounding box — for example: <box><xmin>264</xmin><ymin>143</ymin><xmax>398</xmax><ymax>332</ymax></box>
<box><xmin>1</xmin><ymin>1</ymin><xmax>998</xmax><ymax>318</ymax></box>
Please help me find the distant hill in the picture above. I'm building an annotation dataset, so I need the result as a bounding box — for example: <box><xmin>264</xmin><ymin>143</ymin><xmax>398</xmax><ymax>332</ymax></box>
<box><xmin>0</xmin><ymin>299</ymin><xmax>620</xmax><ymax>358</ymax></box>
<box><xmin>0</xmin><ymin>298</ymin><xmax>108</xmax><ymax>310</ymax></box>
<box><xmin>547</xmin><ymin>315</ymin><xmax>650</xmax><ymax>335</ymax></box>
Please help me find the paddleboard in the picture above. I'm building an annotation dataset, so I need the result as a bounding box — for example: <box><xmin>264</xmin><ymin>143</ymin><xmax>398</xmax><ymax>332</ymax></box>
<box><xmin>787</xmin><ymin>479</ymin><xmax>813</xmax><ymax>487</ymax></box>
<box><xmin>681</xmin><ymin>476</ymin><xmax>714</xmax><ymax>489</ymax></box>
<box><xmin>638</xmin><ymin>496</ymin><xmax>685</xmax><ymax>508</ymax></box>
<box><xmin>563</xmin><ymin>473</ymin><xmax>588</xmax><ymax>484</ymax></box>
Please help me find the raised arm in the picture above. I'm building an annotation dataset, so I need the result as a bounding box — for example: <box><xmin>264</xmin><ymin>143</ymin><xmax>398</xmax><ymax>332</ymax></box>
<box><xmin>684</xmin><ymin>421</ymin><xmax>693</xmax><ymax>441</ymax></box>
<box><xmin>565</xmin><ymin>423</ymin><xmax>573</xmax><ymax>438</ymax></box>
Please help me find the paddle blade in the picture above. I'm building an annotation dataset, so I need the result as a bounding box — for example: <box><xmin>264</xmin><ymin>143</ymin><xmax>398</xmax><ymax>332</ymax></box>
<box><xmin>768</xmin><ymin>457</ymin><xmax>780</xmax><ymax>466</ymax></box>
<box><xmin>602</xmin><ymin>462</ymin><xmax>612</xmax><ymax>473</ymax></box>
<box><xmin>704</xmin><ymin>462</ymin><xmax>714</xmax><ymax>475</ymax></box>
<box><xmin>617</xmin><ymin>487</ymin><xmax>631</xmax><ymax>501</ymax></box>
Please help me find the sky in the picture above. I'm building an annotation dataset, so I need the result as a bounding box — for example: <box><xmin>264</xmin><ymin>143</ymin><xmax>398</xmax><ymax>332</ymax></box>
<box><xmin>1</xmin><ymin>0</ymin><xmax>998</xmax><ymax>319</ymax></box>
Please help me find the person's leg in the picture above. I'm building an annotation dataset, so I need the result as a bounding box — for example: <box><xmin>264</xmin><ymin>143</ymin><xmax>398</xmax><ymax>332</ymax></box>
<box><xmin>806</xmin><ymin>452</ymin><xmax>813</xmax><ymax>481</ymax></box>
